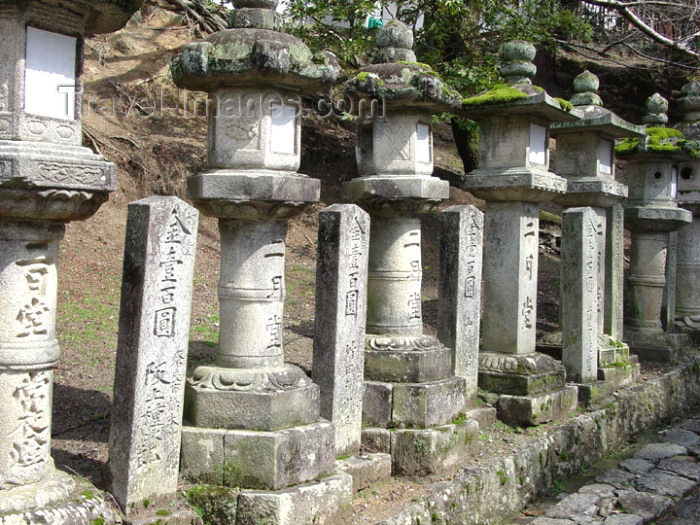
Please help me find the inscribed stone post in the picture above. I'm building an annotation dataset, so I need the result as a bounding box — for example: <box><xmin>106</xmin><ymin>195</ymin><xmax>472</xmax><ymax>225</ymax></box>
<box><xmin>561</xmin><ymin>207</ymin><xmax>598</xmax><ymax>383</ymax></box>
<box><xmin>604</xmin><ymin>203</ymin><xmax>625</xmax><ymax>340</ymax></box>
<box><xmin>312</xmin><ymin>204</ymin><xmax>370</xmax><ymax>456</ymax></box>
<box><xmin>664</xmin><ymin>231</ymin><xmax>678</xmax><ymax>332</ymax></box>
<box><xmin>109</xmin><ymin>196</ymin><xmax>198</xmax><ymax>515</ymax></box>
<box><xmin>482</xmin><ymin>201</ymin><xmax>539</xmax><ymax>355</ymax></box>
<box><xmin>437</xmin><ymin>205</ymin><xmax>483</xmax><ymax>400</ymax></box>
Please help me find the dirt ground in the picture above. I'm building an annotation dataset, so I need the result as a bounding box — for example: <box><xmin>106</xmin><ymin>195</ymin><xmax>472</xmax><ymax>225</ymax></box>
<box><xmin>46</xmin><ymin>3</ymin><xmax>669</xmax><ymax>522</ymax></box>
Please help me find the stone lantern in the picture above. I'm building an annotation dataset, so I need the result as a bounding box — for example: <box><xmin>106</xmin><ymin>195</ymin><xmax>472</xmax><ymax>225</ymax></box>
<box><xmin>458</xmin><ymin>41</ymin><xmax>579</xmax><ymax>426</ymax></box>
<box><xmin>343</xmin><ymin>21</ymin><xmax>478</xmax><ymax>475</ymax></box>
<box><xmin>0</xmin><ymin>0</ymin><xmax>141</xmax><ymax>522</ymax></box>
<box><xmin>549</xmin><ymin>70</ymin><xmax>644</xmax><ymax>403</ymax></box>
<box><xmin>171</xmin><ymin>1</ymin><xmax>351</xmax><ymax>519</ymax></box>
<box><xmin>673</xmin><ymin>80</ymin><xmax>700</xmax><ymax>333</ymax></box>
<box><xmin>619</xmin><ymin>93</ymin><xmax>692</xmax><ymax>361</ymax></box>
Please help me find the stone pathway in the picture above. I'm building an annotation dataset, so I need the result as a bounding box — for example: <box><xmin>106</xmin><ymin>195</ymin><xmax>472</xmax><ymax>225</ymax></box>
<box><xmin>521</xmin><ymin>417</ymin><xmax>700</xmax><ymax>524</ymax></box>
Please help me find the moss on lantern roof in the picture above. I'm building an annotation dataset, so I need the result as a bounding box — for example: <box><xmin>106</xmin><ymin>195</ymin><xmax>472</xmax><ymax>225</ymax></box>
<box><xmin>460</xmin><ymin>83</ymin><xmax>552</xmax><ymax>108</ymax></box>
<box><xmin>616</xmin><ymin>126</ymin><xmax>685</xmax><ymax>155</ymax></box>
<box><xmin>554</xmin><ymin>98</ymin><xmax>574</xmax><ymax>112</ymax></box>
<box><xmin>344</xmin><ymin>62</ymin><xmax>460</xmax><ymax>111</ymax></box>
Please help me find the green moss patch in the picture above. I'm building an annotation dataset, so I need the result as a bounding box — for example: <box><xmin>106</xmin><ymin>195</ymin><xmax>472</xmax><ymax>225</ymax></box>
<box><xmin>462</xmin><ymin>84</ymin><xmax>528</xmax><ymax>107</ymax></box>
<box><xmin>616</xmin><ymin>126</ymin><xmax>685</xmax><ymax>155</ymax></box>
<box><xmin>555</xmin><ymin>97</ymin><xmax>574</xmax><ymax>112</ymax></box>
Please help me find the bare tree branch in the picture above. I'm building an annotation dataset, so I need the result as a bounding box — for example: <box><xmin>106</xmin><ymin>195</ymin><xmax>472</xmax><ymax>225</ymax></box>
<box><xmin>582</xmin><ymin>0</ymin><xmax>700</xmax><ymax>60</ymax></box>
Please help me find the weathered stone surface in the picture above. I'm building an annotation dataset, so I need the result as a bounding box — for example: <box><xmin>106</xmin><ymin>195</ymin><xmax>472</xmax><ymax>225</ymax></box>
<box><xmin>616</xmin><ymin>491</ymin><xmax>673</xmax><ymax>521</ymax></box>
<box><xmin>674</xmin><ymin>491</ymin><xmax>700</xmax><ymax>519</ymax></box>
<box><xmin>466</xmin><ymin>406</ymin><xmax>498</xmax><ymax>428</ymax></box>
<box><xmin>364</xmin><ymin>340</ymin><xmax>453</xmax><ymax>383</ymax></box>
<box><xmin>478</xmin><ymin>352</ymin><xmax>567</xmax><ymax>396</ymax></box>
<box><xmin>481</xmin><ymin>201</ymin><xmax>540</xmax><ymax>354</ymax></box>
<box><xmin>312</xmin><ymin>204</ymin><xmax>369</xmax><ymax>456</ymax></box>
<box><xmin>497</xmin><ymin>385</ymin><xmax>578</xmax><ymax>426</ymax></box>
<box><xmin>681</xmin><ymin>419</ymin><xmax>700</xmax><ymax>433</ymax></box>
<box><xmin>222</xmin><ymin>421</ymin><xmax>336</xmax><ymax>490</ymax></box>
<box><xmin>605</xmin><ymin>204</ymin><xmax>625</xmax><ymax>339</ymax></box>
<box><xmin>362</xmin><ymin>381</ymin><xmax>393</xmax><ymax>427</ymax></box>
<box><xmin>171</xmin><ymin>24</ymin><xmax>340</xmax><ymax>94</ymax></box>
<box><xmin>390</xmin><ymin>420</ymin><xmax>478</xmax><ymax>476</ymax></box>
<box><xmin>108</xmin><ymin>197</ymin><xmax>198</xmax><ymax>515</ymax></box>
<box><xmin>665</xmin><ymin>231</ymin><xmax>679</xmax><ymax>331</ymax></box>
<box><xmin>180</xmin><ymin>426</ymin><xmax>226</xmax><ymax>485</ymax></box>
<box><xmin>545</xmin><ymin>493</ymin><xmax>600</xmax><ymax>519</ymax></box>
<box><xmin>602</xmin><ymin>514</ymin><xmax>643</xmax><ymax>525</ymax></box>
<box><xmin>188</xmin><ymin>171</ymin><xmax>321</xmax><ymax>208</ymax></box>
<box><xmin>392</xmin><ymin>377</ymin><xmax>466</xmax><ymax>428</ymax></box>
<box><xmin>635</xmin><ymin>442</ymin><xmax>688</xmax><ymax>461</ymax></box>
<box><xmin>561</xmin><ymin>207</ymin><xmax>599</xmax><ymax>383</ymax></box>
<box><xmin>184</xmin><ymin>379</ymin><xmax>321</xmax><ymax>431</ymax></box>
<box><xmin>438</xmin><ymin>205</ymin><xmax>483</xmax><ymax>399</ymax></box>
<box><xmin>335</xmin><ymin>453</ymin><xmax>392</xmax><ymax>492</ymax></box>
<box><xmin>361</xmin><ymin>427</ymin><xmax>391</xmax><ymax>454</ymax></box>
<box><xmin>378</xmin><ymin>358</ymin><xmax>700</xmax><ymax>524</ymax></box>
<box><xmin>660</xmin><ymin>428</ymin><xmax>700</xmax><ymax>448</ymax></box>
<box><xmin>594</xmin><ymin>469</ymin><xmax>634</xmax><ymax>489</ymax></box>
<box><xmin>577</xmin><ymin>381</ymin><xmax>616</xmax><ymax>409</ymax></box>
<box><xmin>579</xmin><ymin>484</ymin><xmax>616</xmax><ymax>498</ymax></box>
<box><xmin>461</xmin><ymin>170</ymin><xmax>568</xmax><ymax>202</ymax></box>
<box><xmin>181</xmin><ymin>421</ymin><xmax>335</xmax><ymax>490</ymax></box>
<box><xmin>0</xmin><ymin>475</ymin><xmax>116</xmax><ymax>525</ymax></box>
<box><xmin>636</xmin><ymin>469</ymin><xmax>696</xmax><ymax>499</ymax></box>
<box><xmin>658</xmin><ymin>458</ymin><xmax>700</xmax><ymax>481</ymax></box>
<box><xmin>530</xmin><ymin>518</ymin><xmax>575</xmax><ymax>524</ymax></box>
<box><xmin>237</xmin><ymin>474</ymin><xmax>353</xmax><ymax>525</ymax></box>
<box><xmin>619</xmin><ymin>458</ymin><xmax>655</xmax><ymax>475</ymax></box>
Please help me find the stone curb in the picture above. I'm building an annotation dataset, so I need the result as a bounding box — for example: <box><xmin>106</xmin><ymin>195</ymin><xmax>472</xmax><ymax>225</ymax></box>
<box><xmin>378</xmin><ymin>355</ymin><xmax>700</xmax><ymax>524</ymax></box>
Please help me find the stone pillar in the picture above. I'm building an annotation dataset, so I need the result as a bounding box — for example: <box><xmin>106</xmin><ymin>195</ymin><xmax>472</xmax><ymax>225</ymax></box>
<box><xmin>437</xmin><ymin>205</ymin><xmax>483</xmax><ymax>400</ymax></box>
<box><xmin>343</xmin><ymin>21</ymin><xmax>478</xmax><ymax>476</ymax></box>
<box><xmin>549</xmin><ymin>70</ymin><xmax>644</xmax><ymax>404</ymax></box>
<box><xmin>673</xmin><ymin>80</ymin><xmax>700</xmax><ymax>335</ymax></box>
<box><xmin>0</xmin><ymin>2</ymin><xmax>141</xmax><ymax>521</ymax></box>
<box><xmin>605</xmin><ymin>203</ymin><xmax>625</xmax><ymax>340</ymax></box>
<box><xmin>663</xmin><ymin>231</ymin><xmax>678</xmax><ymax>331</ymax></box>
<box><xmin>561</xmin><ymin>207</ymin><xmax>598</xmax><ymax>383</ymax></box>
<box><xmin>108</xmin><ymin>197</ymin><xmax>199</xmax><ymax>520</ymax></box>
<box><xmin>621</xmin><ymin>93</ymin><xmax>692</xmax><ymax>361</ymax></box>
<box><xmin>482</xmin><ymin>201</ymin><xmax>539</xmax><ymax>354</ymax></box>
<box><xmin>459</xmin><ymin>41</ymin><xmax>579</xmax><ymax>426</ymax></box>
<box><xmin>312</xmin><ymin>204</ymin><xmax>370</xmax><ymax>456</ymax></box>
<box><xmin>171</xmin><ymin>3</ymin><xmax>353</xmax><ymax>523</ymax></box>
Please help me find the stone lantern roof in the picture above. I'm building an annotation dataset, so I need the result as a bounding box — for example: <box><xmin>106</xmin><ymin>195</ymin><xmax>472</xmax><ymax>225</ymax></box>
<box><xmin>343</xmin><ymin>20</ymin><xmax>461</xmax><ymax>112</ymax></box>
<box><xmin>617</xmin><ymin>93</ymin><xmax>698</xmax><ymax>160</ymax></box>
<box><xmin>6</xmin><ymin>0</ymin><xmax>144</xmax><ymax>34</ymax></box>
<box><xmin>170</xmin><ymin>0</ymin><xmax>339</xmax><ymax>93</ymax></box>
<box><xmin>551</xmin><ymin>70</ymin><xmax>644</xmax><ymax>139</ymax></box>
<box><xmin>460</xmin><ymin>40</ymin><xmax>578</xmax><ymax>122</ymax></box>
<box><xmin>85</xmin><ymin>0</ymin><xmax>143</xmax><ymax>34</ymax></box>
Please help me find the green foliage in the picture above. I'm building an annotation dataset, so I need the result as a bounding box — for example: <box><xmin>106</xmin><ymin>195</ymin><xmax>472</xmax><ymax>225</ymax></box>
<box><xmin>285</xmin><ymin>0</ymin><xmax>592</xmax><ymax>95</ymax></box>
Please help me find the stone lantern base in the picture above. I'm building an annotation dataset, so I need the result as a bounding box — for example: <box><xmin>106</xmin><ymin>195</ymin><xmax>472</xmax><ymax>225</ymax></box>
<box><xmin>477</xmin><ymin>352</ymin><xmax>578</xmax><ymax>426</ymax></box>
<box><xmin>0</xmin><ymin>468</ymin><xmax>115</xmax><ymax>524</ymax></box>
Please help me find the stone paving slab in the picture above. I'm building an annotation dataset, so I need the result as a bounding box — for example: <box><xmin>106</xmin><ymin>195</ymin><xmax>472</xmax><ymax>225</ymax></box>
<box><xmin>659</xmin><ymin>428</ymin><xmax>700</xmax><ymax>448</ymax></box>
<box><xmin>519</xmin><ymin>415</ymin><xmax>700</xmax><ymax>525</ymax></box>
